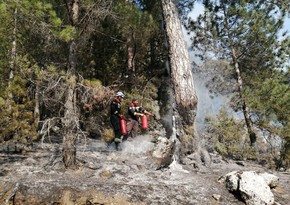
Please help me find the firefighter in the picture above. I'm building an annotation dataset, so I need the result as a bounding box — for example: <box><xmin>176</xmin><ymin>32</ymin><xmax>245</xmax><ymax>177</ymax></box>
<box><xmin>110</xmin><ymin>91</ymin><xmax>125</xmax><ymax>150</ymax></box>
<box><xmin>127</xmin><ymin>98</ymin><xmax>154</xmax><ymax>139</ymax></box>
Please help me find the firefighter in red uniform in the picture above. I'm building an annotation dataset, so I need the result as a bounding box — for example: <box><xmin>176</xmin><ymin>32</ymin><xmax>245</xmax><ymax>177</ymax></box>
<box><xmin>127</xmin><ymin>98</ymin><xmax>154</xmax><ymax>139</ymax></box>
<box><xmin>110</xmin><ymin>91</ymin><xmax>125</xmax><ymax>150</ymax></box>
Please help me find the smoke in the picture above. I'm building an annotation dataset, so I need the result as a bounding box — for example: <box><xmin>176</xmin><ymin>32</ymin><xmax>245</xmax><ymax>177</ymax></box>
<box><xmin>80</xmin><ymin>135</ymin><xmax>154</xmax><ymax>154</ymax></box>
<box><xmin>193</xmin><ymin>73</ymin><xmax>230</xmax><ymax>132</ymax></box>
<box><xmin>121</xmin><ymin>135</ymin><xmax>154</xmax><ymax>154</ymax></box>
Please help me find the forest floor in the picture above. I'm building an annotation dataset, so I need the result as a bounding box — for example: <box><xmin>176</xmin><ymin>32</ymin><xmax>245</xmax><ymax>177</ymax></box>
<box><xmin>0</xmin><ymin>135</ymin><xmax>289</xmax><ymax>205</ymax></box>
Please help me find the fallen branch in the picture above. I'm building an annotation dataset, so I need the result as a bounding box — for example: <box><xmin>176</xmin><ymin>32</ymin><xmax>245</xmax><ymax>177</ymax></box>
<box><xmin>5</xmin><ymin>182</ymin><xmax>19</xmax><ymax>205</ymax></box>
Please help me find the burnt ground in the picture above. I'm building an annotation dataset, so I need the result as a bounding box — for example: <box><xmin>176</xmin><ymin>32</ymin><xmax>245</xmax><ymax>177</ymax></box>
<box><xmin>0</xmin><ymin>135</ymin><xmax>289</xmax><ymax>205</ymax></box>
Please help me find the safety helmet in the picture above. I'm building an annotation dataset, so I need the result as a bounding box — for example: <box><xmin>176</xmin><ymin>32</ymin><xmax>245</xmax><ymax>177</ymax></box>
<box><xmin>116</xmin><ymin>91</ymin><xmax>125</xmax><ymax>98</ymax></box>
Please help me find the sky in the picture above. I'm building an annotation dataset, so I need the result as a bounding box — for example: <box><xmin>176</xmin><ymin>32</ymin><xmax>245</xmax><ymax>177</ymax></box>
<box><xmin>281</xmin><ymin>17</ymin><xmax>290</xmax><ymax>36</ymax></box>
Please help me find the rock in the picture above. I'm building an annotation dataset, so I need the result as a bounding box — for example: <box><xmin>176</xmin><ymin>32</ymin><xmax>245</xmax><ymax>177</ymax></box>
<box><xmin>239</xmin><ymin>171</ymin><xmax>274</xmax><ymax>205</ymax></box>
<box><xmin>224</xmin><ymin>171</ymin><xmax>240</xmax><ymax>192</ymax></box>
<box><xmin>220</xmin><ymin>171</ymin><xmax>277</xmax><ymax>205</ymax></box>
<box><xmin>258</xmin><ymin>172</ymin><xmax>279</xmax><ymax>188</ymax></box>
<box><xmin>212</xmin><ymin>194</ymin><xmax>221</xmax><ymax>201</ymax></box>
<box><xmin>151</xmin><ymin>137</ymin><xmax>174</xmax><ymax>169</ymax></box>
<box><xmin>200</xmin><ymin>148</ymin><xmax>211</xmax><ymax>167</ymax></box>
<box><xmin>99</xmin><ymin>170</ymin><xmax>113</xmax><ymax>180</ymax></box>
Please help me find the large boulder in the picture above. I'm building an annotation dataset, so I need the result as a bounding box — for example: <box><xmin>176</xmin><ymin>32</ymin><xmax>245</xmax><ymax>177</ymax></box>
<box><xmin>219</xmin><ymin>171</ymin><xmax>278</xmax><ymax>205</ymax></box>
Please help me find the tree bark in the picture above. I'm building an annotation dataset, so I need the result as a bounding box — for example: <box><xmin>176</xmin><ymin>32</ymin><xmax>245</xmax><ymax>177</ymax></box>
<box><xmin>8</xmin><ymin>8</ymin><xmax>17</xmax><ymax>101</ymax></box>
<box><xmin>231</xmin><ymin>47</ymin><xmax>256</xmax><ymax>145</ymax></box>
<box><xmin>161</xmin><ymin>0</ymin><xmax>197</xmax><ymax>126</ymax></box>
<box><xmin>127</xmin><ymin>30</ymin><xmax>136</xmax><ymax>72</ymax></box>
<box><xmin>161</xmin><ymin>0</ymin><xmax>198</xmax><ymax>156</ymax></box>
<box><xmin>34</xmin><ymin>82</ymin><xmax>40</xmax><ymax>126</ymax></box>
<box><xmin>63</xmin><ymin>0</ymin><xmax>79</xmax><ymax>169</ymax></box>
<box><xmin>63</xmin><ymin>78</ymin><xmax>77</xmax><ymax>168</ymax></box>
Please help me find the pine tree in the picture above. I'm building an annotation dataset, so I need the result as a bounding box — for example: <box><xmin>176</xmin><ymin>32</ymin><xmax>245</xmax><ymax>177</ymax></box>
<box><xmin>0</xmin><ymin>0</ymin><xmax>62</xmax><ymax>143</ymax></box>
<box><xmin>187</xmin><ymin>0</ymin><xmax>290</xmax><ymax>146</ymax></box>
<box><xmin>61</xmin><ymin>0</ymin><xmax>113</xmax><ymax>169</ymax></box>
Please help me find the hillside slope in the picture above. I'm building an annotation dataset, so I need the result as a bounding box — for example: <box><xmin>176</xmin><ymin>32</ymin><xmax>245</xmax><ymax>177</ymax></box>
<box><xmin>0</xmin><ymin>135</ymin><xmax>289</xmax><ymax>205</ymax></box>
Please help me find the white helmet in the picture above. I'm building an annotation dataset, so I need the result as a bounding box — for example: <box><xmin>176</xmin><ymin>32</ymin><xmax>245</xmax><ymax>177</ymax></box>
<box><xmin>116</xmin><ymin>91</ymin><xmax>125</xmax><ymax>98</ymax></box>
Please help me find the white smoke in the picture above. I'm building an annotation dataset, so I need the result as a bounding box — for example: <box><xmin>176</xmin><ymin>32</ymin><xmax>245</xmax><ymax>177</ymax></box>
<box><xmin>121</xmin><ymin>134</ymin><xmax>154</xmax><ymax>154</ymax></box>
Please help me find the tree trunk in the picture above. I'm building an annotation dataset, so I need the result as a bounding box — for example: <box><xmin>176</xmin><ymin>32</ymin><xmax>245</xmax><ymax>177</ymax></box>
<box><xmin>34</xmin><ymin>82</ymin><xmax>40</xmax><ymax>126</ymax></box>
<box><xmin>161</xmin><ymin>0</ymin><xmax>198</xmax><ymax>156</ymax></box>
<box><xmin>63</xmin><ymin>78</ymin><xmax>77</xmax><ymax>168</ymax></box>
<box><xmin>161</xmin><ymin>0</ymin><xmax>197</xmax><ymax>124</ymax></box>
<box><xmin>231</xmin><ymin>47</ymin><xmax>256</xmax><ymax>146</ymax></box>
<box><xmin>8</xmin><ymin>8</ymin><xmax>17</xmax><ymax>101</ymax></box>
<box><xmin>127</xmin><ymin>30</ymin><xmax>136</xmax><ymax>72</ymax></box>
<box><xmin>63</xmin><ymin>0</ymin><xmax>79</xmax><ymax>169</ymax></box>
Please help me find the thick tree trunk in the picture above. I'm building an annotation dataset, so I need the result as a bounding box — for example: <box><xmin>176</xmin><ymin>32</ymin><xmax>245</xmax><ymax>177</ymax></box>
<box><xmin>63</xmin><ymin>79</ymin><xmax>77</xmax><ymax>168</ymax></box>
<box><xmin>161</xmin><ymin>0</ymin><xmax>198</xmax><ymax>156</ymax></box>
<box><xmin>161</xmin><ymin>0</ymin><xmax>197</xmax><ymax>124</ymax></box>
<box><xmin>231</xmin><ymin>48</ymin><xmax>256</xmax><ymax>146</ymax></box>
<box><xmin>63</xmin><ymin>0</ymin><xmax>79</xmax><ymax>169</ymax></box>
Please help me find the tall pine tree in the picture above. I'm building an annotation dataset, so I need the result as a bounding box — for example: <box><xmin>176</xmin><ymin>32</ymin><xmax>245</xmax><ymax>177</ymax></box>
<box><xmin>187</xmin><ymin>0</ymin><xmax>290</xmax><ymax>146</ymax></box>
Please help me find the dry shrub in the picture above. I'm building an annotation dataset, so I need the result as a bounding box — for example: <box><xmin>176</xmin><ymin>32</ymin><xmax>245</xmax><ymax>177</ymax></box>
<box><xmin>79</xmin><ymin>79</ymin><xmax>114</xmax><ymax>109</ymax></box>
<box><xmin>102</xmin><ymin>128</ymin><xmax>114</xmax><ymax>142</ymax></box>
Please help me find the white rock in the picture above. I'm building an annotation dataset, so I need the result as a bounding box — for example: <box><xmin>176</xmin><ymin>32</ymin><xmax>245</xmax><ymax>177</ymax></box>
<box><xmin>225</xmin><ymin>171</ymin><xmax>240</xmax><ymax>192</ymax></box>
<box><xmin>221</xmin><ymin>171</ymin><xmax>277</xmax><ymax>205</ymax></box>
<box><xmin>239</xmin><ymin>171</ymin><xmax>274</xmax><ymax>205</ymax></box>
<box><xmin>258</xmin><ymin>172</ymin><xmax>279</xmax><ymax>188</ymax></box>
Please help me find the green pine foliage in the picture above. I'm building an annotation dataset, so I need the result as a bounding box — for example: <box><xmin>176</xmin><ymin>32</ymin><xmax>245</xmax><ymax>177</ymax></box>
<box><xmin>0</xmin><ymin>3</ymin><xmax>14</xmax><ymax>90</ymax></box>
<box><xmin>207</xmin><ymin>109</ymin><xmax>255</xmax><ymax>160</ymax></box>
<box><xmin>0</xmin><ymin>99</ymin><xmax>36</xmax><ymax>143</ymax></box>
<box><xmin>0</xmin><ymin>65</ymin><xmax>37</xmax><ymax>143</ymax></box>
<box><xmin>245</xmin><ymin>70</ymin><xmax>290</xmax><ymax>167</ymax></box>
<box><xmin>78</xmin><ymin>1</ymin><xmax>161</xmax><ymax>86</ymax></box>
